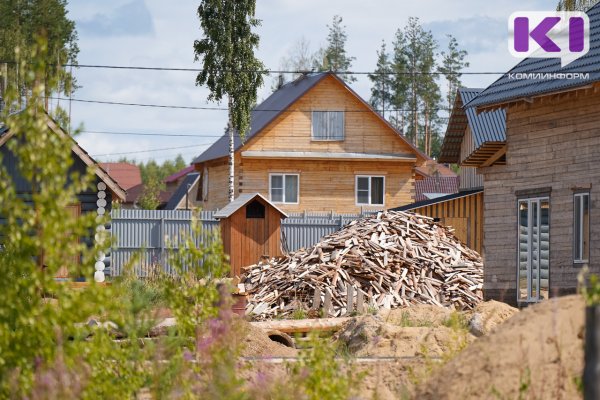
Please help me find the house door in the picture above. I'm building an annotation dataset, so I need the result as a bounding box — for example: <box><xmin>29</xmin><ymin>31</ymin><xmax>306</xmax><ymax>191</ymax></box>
<box><xmin>518</xmin><ymin>198</ymin><xmax>549</xmax><ymax>302</ymax></box>
<box><xmin>55</xmin><ymin>203</ymin><xmax>81</xmax><ymax>278</ymax></box>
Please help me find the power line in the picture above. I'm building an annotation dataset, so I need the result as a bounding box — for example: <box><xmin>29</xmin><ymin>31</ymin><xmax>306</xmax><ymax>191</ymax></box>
<box><xmin>82</xmin><ymin>130</ymin><xmax>224</xmax><ymax>138</ymax></box>
<box><xmin>92</xmin><ymin>143</ymin><xmax>211</xmax><ymax>157</ymax></box>
<box><xmin>0</xmin><ymin>61</ymin><xmax>509</xmax><ymax>75</ymax></box>
<box><xmin>54</xmin><ymin>96</ymin><xmax>452</xmax><ymax>114</ymax></box>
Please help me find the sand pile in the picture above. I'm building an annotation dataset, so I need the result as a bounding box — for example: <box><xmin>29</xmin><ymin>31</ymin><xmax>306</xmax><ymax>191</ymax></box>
<box><xmin>416</xmin><ymin>295</ymin><xmax>585</xmax><ymax>399</ymax></box>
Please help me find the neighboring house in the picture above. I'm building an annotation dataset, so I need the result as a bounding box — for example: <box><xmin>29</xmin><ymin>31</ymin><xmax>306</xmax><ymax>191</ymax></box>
<box><xmin>438</xmin><ymin>87</ymin><xmax>506</xmax><ymax>191</ymax></box>
<box><xmin>99</xmin><ymin>162</ymin><xmax>142</xmax><ymax>190</ymax></box>
<box><xmin>462</xmin><ymin>3</ymin><xmax>600</xmax><ymax>305</ymax></box>
<box><xmin>0</xmin><ymin>113</ymin><xmax>126</xmax><ymax>276</ymax></box>
<box><xmin>123</xmin><ymin>183</ymin><xmax>173</xmax><ymax>210</ymax></box>
<box><xmin>414</xmin><ymin>176</ymin><xmax>459</xmax><ymax>202</ymax></box>
<box><xmin>164</xmin><ymin>173</ymin><xmax>201</xmax><ymax>210</ymax></box>
<box><xmin>164</xmin><ymin>165</ymin><xmax>196</xmax><ymax>191</ymax></box>
<box><xmin>192</xmin><ymin>72</ymin><xmax>428</xmax><ymax>213</ymax></box>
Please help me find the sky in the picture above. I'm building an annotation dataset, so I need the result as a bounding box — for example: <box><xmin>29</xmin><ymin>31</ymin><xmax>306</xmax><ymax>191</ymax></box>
<box><xmin>65</xmin><ymin>0</ymin><xmax>553</xmax><ymax>165</ymax></box>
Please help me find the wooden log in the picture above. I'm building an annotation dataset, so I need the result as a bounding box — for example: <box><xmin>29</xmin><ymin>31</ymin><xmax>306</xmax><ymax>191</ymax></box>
<box><xmin>252</xmin><ymin>317</ymin><xmax>351</xmax><ymax>334</ymax></box>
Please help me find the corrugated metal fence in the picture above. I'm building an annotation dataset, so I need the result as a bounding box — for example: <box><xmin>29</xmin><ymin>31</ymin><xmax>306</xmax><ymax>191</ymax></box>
<box><xmin>110</xmin><ymin>209</ymin><xmax>378</xmax><ymax>276</ymax></box>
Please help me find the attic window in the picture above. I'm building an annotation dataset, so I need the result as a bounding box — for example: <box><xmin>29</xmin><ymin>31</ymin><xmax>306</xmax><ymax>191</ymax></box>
<box><xmin>312</xmin><ymin>111</ymin><xmax>345</xmax><ymax>141</ymax></box>
<box><xmin>246</xmin><ymin>200</ymin><xmax>265</xmax><ymax>219</ymax></box>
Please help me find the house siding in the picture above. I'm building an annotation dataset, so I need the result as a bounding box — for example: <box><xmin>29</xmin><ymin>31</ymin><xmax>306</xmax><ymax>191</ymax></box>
<box><xmin>459</xmin><ymin>126</ymin><xmax>484</xmax><ymax>190</ymax></box>
<box><xmin>195</xmin><ymin>75</ymin><xmax>422</xmax><ymax>213</ymax></box>
<box><xmin>481</xmin><ymin>89</ymin><xmax>600</xmax><ymax>305</ymax></box>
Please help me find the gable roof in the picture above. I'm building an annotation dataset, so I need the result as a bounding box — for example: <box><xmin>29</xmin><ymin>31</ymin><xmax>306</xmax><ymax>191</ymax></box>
<box><xmin>467</xmin><ymin>3</ymin><xmax>600</xmax><ymax>109</ymax></box>
<box><xmin>99</xmin><ymin>162</ymin><xmax>142</xmax><ymax>190</ymax></box>
<box><xmin>164</xmin><ymin>173</ymin><xmax>200</xmax><ymax>210</ymax></box>
<box><xmin>164</xmin><ymin>165</ymin><xmax>195</xmax><ymax>183</ymax></box>
<box><xmin>213</xmin><ymin>192</ymin><xmax>288</xmax><ymax>219</ymax></box>
<box><xmin>439</xmin><ymin>88</ymin><xmax>506</xmax><ymax>164</ymax></box>
<box><xmin>0</xmin><ymin>113</ymin><xmax>126</xmax><ymax>201</ymax></box>
<box><xmin>415</xmin><ymin>176</ymin><xmax>459</xmax><ymax>202</ymax></box>
<box><xmin>193</xmin><ymin>72</ymin><xmax>427</xmax><ymax>164</ymax></box>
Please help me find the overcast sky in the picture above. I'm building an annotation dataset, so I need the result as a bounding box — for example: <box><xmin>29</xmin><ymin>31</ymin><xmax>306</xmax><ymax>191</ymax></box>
<box><xmin>65</xmin><ymin>0</ymin><xmax>552</xmax><ymax>164</ymax></box>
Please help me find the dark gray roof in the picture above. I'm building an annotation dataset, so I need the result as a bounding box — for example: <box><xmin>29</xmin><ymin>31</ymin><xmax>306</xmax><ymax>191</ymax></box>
<box><xmin>164</xmin><ymin>173</ymin><xmax>200</xmax><ymax>210</ymax></box>
<box><xmin>213</xmin><ymin>193</ymin><xmax>288</xmax><ymax>219</ymax></box>
<box><xmin>460</xmin><ymin>88</ymin><xmax>506</xmax><ymax>147</ymax></box>
<box><xmin>391</xmin><ymin>188</ymin><xmax>483</xmax><ymax>212</ymax></box>
<box><xmin>468</xmin><ymin>3</ymin><xmax>600</xmax><ymax>108</ymax></box>
<box><xmin>193</xmin><ymin>73</ymin><xmax>329</xmax><ymax>164</ymax></box>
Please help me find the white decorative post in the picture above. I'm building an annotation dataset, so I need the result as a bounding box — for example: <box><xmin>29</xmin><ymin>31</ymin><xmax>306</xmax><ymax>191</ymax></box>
<box><xmin>94</xmin><ymin>182</ymin><xmax>107</xmax><ymax>283</ymax></box>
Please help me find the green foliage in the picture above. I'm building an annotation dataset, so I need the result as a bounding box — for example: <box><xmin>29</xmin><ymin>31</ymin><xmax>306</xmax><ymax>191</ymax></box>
<box><xmin>579</xmin><ymin>269</ymin><xmax>600</xmax><ymax>306</ymax></box>
<box><xmin>137</xmin><ymin>175</ymin><xmax>164</xmax><ymax>210</ymax></box>
<box><xmin>287</xmin><ymin>333</ymin><xmax>360</xmax><ymax>400</ymax></box>
<box><xmin>291</xmin><ymin>308</ymin><xmax>308</xmax><ymax>320</ymax></box>
<box><xmin>442</xmin><ymin>311</ymin><xmax>469</xmax><ymax>331</ymax></box>
<box><xmin>315</xmin><ymin>15</ymin><xmax>356</xmax><ymax>83</ymax></box>
<box><xmin>438</xmin><ymin>34</ymin><xmax>469</xmax><ymax>112</ymax></box>
<box><xmin>0</xmin><ymin>0</ymin><xmax>79</xmax><ymax>99</ymax></box>
<box><xmin>193</xmin><ymin>0</ymin><xmax>265</xmax><ymax>139</ymax></box>
<box><xmin>368</xmin><ymin>40</ymin><xmax>394</xmax><ymax>117</ymax></box>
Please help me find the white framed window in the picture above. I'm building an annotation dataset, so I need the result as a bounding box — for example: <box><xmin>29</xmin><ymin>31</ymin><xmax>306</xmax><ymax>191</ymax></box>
<box><xmin>574</xmin><ymin>192</ymin><xmax>590</xmax><ymax>263</ymax></box>
<box><xmin>355</xmin><ymin>176</ymin><xmax>385</xmax><ymax>206</ymax></box>
<box><xmin>517</xmin><ymin>197</ymin><xmax>550</xmax><ymax>303</ymax></box>
<box><xmin>311</xmin><ymin>111</ymin><xmax>345</xmax><ymax>141</ymax></box>
<box><xmin>269</xmin><ymin>174</ymin><xmax>299</xmax><ymax>204</ymax></box>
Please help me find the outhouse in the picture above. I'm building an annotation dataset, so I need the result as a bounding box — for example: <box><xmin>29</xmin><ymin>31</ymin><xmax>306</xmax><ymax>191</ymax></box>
<box><xmin>214</xmin><ymin>193</ymin><xmax>288</xmax><ymax>277</ymax></box>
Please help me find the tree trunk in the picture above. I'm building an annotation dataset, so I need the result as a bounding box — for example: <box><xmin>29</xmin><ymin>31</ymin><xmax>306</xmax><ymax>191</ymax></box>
<box><xmin>228</xmin><ymin>97</ymin><xmax>235</xmax><ymax>203</ymax></box>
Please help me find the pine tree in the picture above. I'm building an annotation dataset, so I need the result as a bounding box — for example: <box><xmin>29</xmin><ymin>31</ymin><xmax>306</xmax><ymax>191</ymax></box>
<box><xmin>368</xmin><ymin>41</ymin><xmax>393</xmax><ymax>119</ymax></box>
<box><xmin>193</xmin><ymin>0</ymin><xmax>265</xmax><ymax>202</ymax></box>
<box><xmin>438</xmin><ymin>35</ymin><xmax>469</xmax><ymax>113</ymax></box>
<box><xmin>389</xmin><ymin>29</ymin><xmax>409</xmax><ymax>133</ymax></box>
<box><xmin>316</xmin><ymin>15</ymin><xmax>356</xmax><ymax>83</ymax></box>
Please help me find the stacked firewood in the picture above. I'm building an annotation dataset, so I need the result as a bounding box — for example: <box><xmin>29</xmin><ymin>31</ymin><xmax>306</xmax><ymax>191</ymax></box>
<box><xmin>241</xmin><ymin>211</ymin><xmax>483</xmax><ymax>320</ymax></box>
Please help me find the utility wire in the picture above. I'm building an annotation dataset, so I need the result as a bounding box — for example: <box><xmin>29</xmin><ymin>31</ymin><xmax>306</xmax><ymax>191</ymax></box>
<box><xmin>82</xmin><ymin>130</ymin><xmax>224</xmax><ymax>138</ymax></box>
<box><xmin>92</xmin><ymin>143</ymin><xmax>211</xmax><ymax>157</ymax></box>
<box><xmin>53</xmin><ymin>96</ymin><xmax>452</xmax><ymax>114</ymax></box>
<box><xmin>0</xmin><ymin>61</ymin><xmax>509</xmax><ymax>75</ymax></box>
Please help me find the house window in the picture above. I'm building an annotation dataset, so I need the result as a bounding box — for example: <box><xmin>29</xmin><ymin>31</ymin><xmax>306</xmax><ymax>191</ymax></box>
<box><xmin>574</xmin><ymin>192</ymin><xmax>590</xmax><ymax>263</ymax></box>
<box><xmin>269</xmin><ymin>174</ymin><xmax>299</xmax><ymax>204</ymax></box>
<box><xmin>356</xmin><ymin>176</ymin><xmax>385</xmax><ymax>206</ymax></box>
<box><xmin>311</xmin><ymin>111</ymin><xmax>345</xmax><ymax>141</ymax></box>
<box><xmin>518</xmin><ymin>197</ymin><xmax>550</xmax><ymax>303</ymax></box>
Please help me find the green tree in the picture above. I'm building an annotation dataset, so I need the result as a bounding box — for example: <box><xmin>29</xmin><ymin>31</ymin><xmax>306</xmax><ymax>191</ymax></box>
<box><xmin>193</xmin><ymin>0</ymin><xmax>265</xmax><ymax>202</ymax></box>
<box><xmin>0</xmin><ymin>0</ymin><xmax>79</xmax><ymax>106</ymax></box>
<box><xmin>557</xmin><ymin>0</ymin><xmax>599</xmax><ymax>10</ymax></box>
<box><xmin>438</xmin><ymin>34</ymin><xmax>469</xmax><ymax>113</ymax></box>
<box><xmin>315</xmin><ymin>15</ymin><xmax>356</xmax><ymax>83</ymax></box>
<box><xmin>390</xmin><ymin>18</ymin><xmax>441</xmax><ymax>156</ymax></box>
<box><xmin>368</xmin><ymin>40</ymin><xmax>394</xmax><ymax>120</ymax></box>
<box><xmin>137</xmin><ymin>176</ymin><xmax>163</xmax><ymax>210</ymax></box>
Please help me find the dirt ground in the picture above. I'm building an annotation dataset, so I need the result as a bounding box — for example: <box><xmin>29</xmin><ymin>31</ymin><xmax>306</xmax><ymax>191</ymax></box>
<box><xmin>416</xmin><ymin>295</ymin><xmax>585</xmax><ymax>400</ymax></box>
<box><xmin>239</xmin><ymin>302</ymin><xmax>520</xmax><ymax>399</ymax></box>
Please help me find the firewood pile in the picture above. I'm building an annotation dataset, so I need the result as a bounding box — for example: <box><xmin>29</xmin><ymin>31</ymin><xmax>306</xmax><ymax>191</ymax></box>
<box><xmin>241</xmin><ymin>211</ymin><xmax>483</xmax><ymax>320</ymax></box>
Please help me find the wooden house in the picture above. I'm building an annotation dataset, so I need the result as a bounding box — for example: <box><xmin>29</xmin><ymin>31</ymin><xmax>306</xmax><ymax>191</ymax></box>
<box><xmin>192</xmin><ymin>72</ymin><xmax>430</xmax><ymax>214</ymax></box>
<box><xmin>214</xmin><ymin>193</ymin><xmax>287</xmax><ymax>277</ymax></box>
<box><xmin>394</xmin><ymin>87</ymin><xmax>506</xmax><ymax>255</ymax></box>
<box><xmin>0</xmin><ymin>113</ymin><xmax>126</xmax><ymax>278</ymax></box>
<box><xmin>463</xmin><ymin>3</ymin><xmax>600</xmax><ymax>305</ymax></box>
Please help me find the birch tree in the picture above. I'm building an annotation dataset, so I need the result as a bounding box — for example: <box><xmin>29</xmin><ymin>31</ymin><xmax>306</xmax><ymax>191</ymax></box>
<box><xmin>193</xmin><ymin>0</ymin><xmax>265</xmax><ymax>202</ymax></box>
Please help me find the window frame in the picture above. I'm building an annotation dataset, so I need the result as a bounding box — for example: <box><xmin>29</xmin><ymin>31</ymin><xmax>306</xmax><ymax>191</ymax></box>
<box><xmin>311</xmin><ymin>110</ymin><xmax>346</xmax><ymax>141</ymax></box>
<box><xmin>268</xmin><ymin>173</ymin><xmax>300</xmax><ymax>204</ymax></box>
<box><xmin>573</xmin><ymin>191</ymin><xmax>590</xmax><ymax>264</ymax></box>
<box><xmin>355</xmin><ymin>175</ymin><xmax>385</xmax><ymax>206</ymax></box>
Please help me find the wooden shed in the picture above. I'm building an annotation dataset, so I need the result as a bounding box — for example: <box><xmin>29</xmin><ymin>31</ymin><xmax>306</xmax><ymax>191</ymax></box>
<box><xmin>214</xmin><ymin>193</ymin><xmax>288</xmax><ymax>277</ymax></box>
<box><xmin>392</xmin><ymin>188</ymin><xmax>484</xmax><ymax>254</ymax></box>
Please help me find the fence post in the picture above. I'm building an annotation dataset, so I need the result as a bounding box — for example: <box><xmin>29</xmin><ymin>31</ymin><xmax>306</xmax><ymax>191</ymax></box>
<box><xmin>160</xmin><ymin>217</ymin><xmax>165</xmax><ymax>272</ymax></box>
<box><xmin>584</xmin><ymin>305</ymin><xmax>600</xmax><ymax>400</ymax></box>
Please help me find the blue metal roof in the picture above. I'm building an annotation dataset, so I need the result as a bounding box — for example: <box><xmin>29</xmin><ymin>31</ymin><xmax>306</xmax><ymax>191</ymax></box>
<box><xmin>468</xmin><ymin>3</ymin><xmax>600</xmax><ymax>109</ymax></box>
<box><xmin>164</xmin><ymin>172</ymin><xmax>200</xmax><ymax>210</ymax></box>
<box><xmin>192</xmin><ymin>73</ymin><xmax>328</xmax><ymax>164</ymax></box>
<box><xmin>460</xmin><ymin>88</ymin><xmax>506</xmax><ymax>147</ymax></box>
